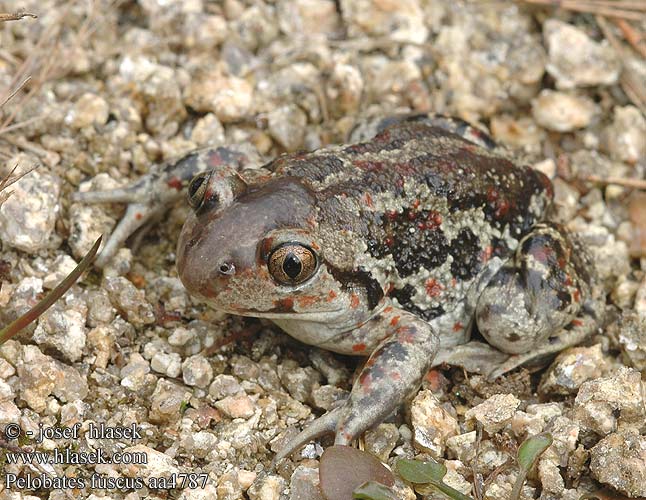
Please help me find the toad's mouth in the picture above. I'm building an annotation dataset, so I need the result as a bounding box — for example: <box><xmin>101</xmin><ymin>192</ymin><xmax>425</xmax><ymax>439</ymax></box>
<box><xmin>214</xmin><ymin>306</ymin><xmax>347</xmax><ymax>323</ymax></box>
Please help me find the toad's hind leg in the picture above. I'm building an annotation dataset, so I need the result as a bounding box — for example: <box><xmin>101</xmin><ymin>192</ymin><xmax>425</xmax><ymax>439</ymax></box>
<box><xmin>273</xmin><ymin>305</ymin><xmax>439</xmax><ymax>464</ymax></box>
<box><xmin>475</xmin><ymin>222</ymin><xmax>604</xmax><ymax>378</ymax></box>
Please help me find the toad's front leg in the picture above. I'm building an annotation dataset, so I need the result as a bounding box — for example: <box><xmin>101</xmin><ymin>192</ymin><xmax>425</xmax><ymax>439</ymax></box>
<box><xmin>72</xmin><ymin>147</ymin><xmax>251</xmax><ymax>267</ymax></box>
<box><xmin>273</xmin><ymin>305</ymin><xmax>439</xmax><ymax>463</ymax></box>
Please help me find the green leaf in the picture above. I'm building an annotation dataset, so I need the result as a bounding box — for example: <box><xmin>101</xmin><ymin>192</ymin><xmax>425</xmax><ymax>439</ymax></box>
<box><xmin>424</xmin><ymin>482</ymin><xmax>475</xmax><ymax>500</ymax></box>
<box><xmin>352</xmin><ymin>481</ymin><xmax>397</xmax><ymax>500</ymax></box>
<box><xmin>396</xmin><ymin>459</ymin><xmax>474</xmax><ymax>500</ymax></box>
<box><xmin>0</xmin><ymin>236</ymin><xmax>102</xmax><ymax>346</ymax></box>
<box><xmin>396</xmin><ymin>458</ymin><xmax>447</xmax><ymax>484</ymax></box>
<box><xmin>517</xmin><ymin>433</ymin><xmax>553</xmax><ymax>472</ymax></box>
<box><xmin>511</xmin><ymin>433</ymin><xmax>553</xmax><ymax>500</ymax></box>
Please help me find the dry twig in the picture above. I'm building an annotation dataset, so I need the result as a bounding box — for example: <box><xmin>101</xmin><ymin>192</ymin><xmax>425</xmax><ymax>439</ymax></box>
<box><xmin>614</xmin><ymin>18</ymin><xmax>646</xmax><ymax>58</ymax></box>
<box><xmin>0</xmin><ymin>11</ymin><xmax>36</xmax><ymax>22</ymax></box>
<box><xmin>581</xmin><ymin>175</ymin><xmax>646</xmax><ymax>190</ymax></box>
<box><xmin>596</xmin><ymin>15</ymin><xmax>646</xmax><ymax>113</ymax></box>
<box><xmin>0</xmin><ymin>163</ymin><xmax>38</xmax><ymax>206</ymax></box>
<box><xmin>521</xmin><ymin>0</ymin><xmax>646</xmax><ymax>20</ymax></box>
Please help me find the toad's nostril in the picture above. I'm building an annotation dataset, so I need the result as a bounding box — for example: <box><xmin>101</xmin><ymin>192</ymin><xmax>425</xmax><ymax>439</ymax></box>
<box><xmin>218</xmin><ymin>262</ymin><xmax>235</xmax><ymax>276</ymax></box>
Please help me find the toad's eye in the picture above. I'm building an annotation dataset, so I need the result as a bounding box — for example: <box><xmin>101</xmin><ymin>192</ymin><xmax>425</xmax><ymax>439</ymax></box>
<box><xmin>268</xmin><ymin>244</ymin><xmax>317</xmax><ymax>285</ymax></box>
<box><xmin>187</xmin><ymin>171</ymin><xmax>212</xmax><ymax>210</ymax></box>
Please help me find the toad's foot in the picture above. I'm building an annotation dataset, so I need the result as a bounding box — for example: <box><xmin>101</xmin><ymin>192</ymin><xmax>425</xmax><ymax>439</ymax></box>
<box><xmin>72</xmin><ymin>147</ymin><xmax>252</xmax><ymax>267</ymax></box>
<box><xmin>274</xmin><ymin>305</ymin><xmax>439</xmax><ymax>464</ymax></box>
<box><xmin>486</xmin><ymin>295</ymin><xmax>603</xmax><ymax>380</ymax></box>
<box><xmin>470</xmin><ymin>222</ymin><xmax>605</xmax><ymax>380</ymax></box>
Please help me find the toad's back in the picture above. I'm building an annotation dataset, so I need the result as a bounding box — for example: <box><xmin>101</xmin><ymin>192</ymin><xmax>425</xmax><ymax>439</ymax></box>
<box><xmin>266</xmin><ymin>120</ymin><xmax>554</xmax><ymax>322</ymax></box>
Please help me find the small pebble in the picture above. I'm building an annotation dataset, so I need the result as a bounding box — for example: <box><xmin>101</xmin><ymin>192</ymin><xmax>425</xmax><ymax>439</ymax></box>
<box><xmin>185</xmin><ymin>73</ymin><xmax>253</xmax><ymax>122</ymax></box>
<box><xmin>574</xmin><ymin>367</ymin><xmax>645</xmax><ymax>435</ymax></box>
<box><xmin>532</xmin><ymin>90</ymin><xmax>597</xmax><ymax>132</ymax></box>
<box><xmin>465</xmin><ymin>393</ymin><xmax>520</xmax><ymax>434</ymax></box>
<box><xmin>590</xmin><ymin>430</ymin><xmax>646</xmax><ymax>498</ymax></box>
<box><xmin>410</xmin><ymin>389</ymin><xmax>459</xmax><ymax>456</ymax></box>
<box><xmin>602</xmin><ymin>106</ymin><xmax>646</xmax><ymax>164</ymax></box>
<box><xmin>150</xmin><ymin>379</ymin><xmax>193</xmax><ymax>424</ymax></box>
<box><xmin>544</xmin><ymin>19</ymin><xmax>620</xmax><ymax>89</ymax></box>
<box><xmin>151</xmin><ymin>352</ymin><xmax>182</xmax><ymax>378</ymax></box>
<box><xmin>215</xmin><ymin>394</ymin><xmax>256</xmax><ymax>419</ymax></box>
<box><xmin>289</xmin><ymin>465</ymin><xmax>324</xmax><ymax>500</ymax></box>
<box><xmin>539</xmin><ymin>345</ymin><xmax>611</xmax><ymax>395</ymax></box>
<box><xmin>120</xmin><ymin>353</ymin><xmax>151</xmax><ymax>391</ymax></box>
<box><xmin>182</xmin><ymin>355</ymin><xmax>213</xmax><ymax>388</ymax></box>
<box><xmin>0</xmin><ymin>170</ymin><xmax>61</xmax><ymax>253</ymax></box>
<box><xmin>64</xmin><ymin>93</ymin><xmax>110</xmax><ymax>129</ymax></box>
<box><xmin>104</xmin><ymin>276</ymin><xmax>155</xmax><ymax>327</ymax></box>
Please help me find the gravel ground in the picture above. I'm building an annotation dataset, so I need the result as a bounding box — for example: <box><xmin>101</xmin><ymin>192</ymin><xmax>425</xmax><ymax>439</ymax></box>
<box><xmin>0</xmin><ymin>1</ymin><xmax>645</xmax><ymax>499</ymax></box>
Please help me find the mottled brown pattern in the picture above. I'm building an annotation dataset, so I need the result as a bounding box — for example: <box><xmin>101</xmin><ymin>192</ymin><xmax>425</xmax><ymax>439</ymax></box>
<box><xmin>264</xmin><ymin>120</ymin><xmax>552</xmax><ymax>318</ymax></box>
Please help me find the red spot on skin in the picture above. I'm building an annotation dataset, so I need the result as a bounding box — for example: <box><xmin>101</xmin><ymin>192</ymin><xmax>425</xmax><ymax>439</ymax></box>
<box><xmin>412</xmin><ymin>199</ymin><xmax>420</xmax><ymax>209</ymax></box>
<box><xmin>352</xmin><ymin>343</ymin><xmax>367</xmax><ymax>353</ymax></box>
<box><xmin>203</xmin><ymin>187</ymin><xmax>213</xmax><ymax>203</ymax></box>
<box><xmin>135</xmin><ymin>212</ymin><xmax>143</xmax><ymax>220</ymax></box>
<box><xmin>327</xmin><ymin>290</ymin><xmax>337</xmax><ymax>301</ymax></box>
<box><xmin>531</xmin><ymin>246</ymin><xmax>553</xmax><ymax>264</ymax></box>
<box><xmin>537</xmin><ymin>170</ymin><xmax>554</xmax><ymax>198</ymax></box>
<box><xmin>274</xmin><ymin>298</ymin><xmax>294</xmax><ymax>311</ymax></box>
<box><xmin>395</xmin><ymin>161</ymin><xmax>417</xmax><ymax>176</ymax></box>
<box><xmin>390</xmin><ymin>316</ymin><xmax>400</xmax><ymax>326</ymax></box>
<box><xmin>383</xmin><ymin>306</ymin><xmax>393</xmax><ymax>313</ymax></box>
<box><xmin>423</xmin><ymin>211</ymin><xmax>442</xmax><ymax>230</ymax></box>
<box><xmin>495</xmin><ymin>198</ymin><xmax>511</xmax><ymax>217</ymax></box>
<box><xmin>364</xmin><ymin>192</ymin><xmax>374</xmax><ymax>208</ymax></box>
<box><xmin>297</xmin><ymin>296</ymin><xmax>318</xmax><ymax>307</ymax></box>
<box><xmin>385</xmin><ymin>236</ymin><xmax>394</xmax><ymax>247</ymax></box>
<box><xmin>377</xmin><ymin>130</ymin><xmax>391</xmax><ymax>142</ymax></box>
<box><xmin>354</xmin><ymin>160</ymin><xmax>385</xmax><ymax>171</ymax></box>
<box><xmin>425</xmin><ymin>278</ymin><xmax>443</xmax><ymax>298</ymax></box>
<box><xmin>260</xmin><ymin>238</ymin><xmax>274</xmax><ymax>259</ymax></box>
<box><xmin>453</xmin><ymin>321</ymin><xmax>463</xmax><ymax>332</ymax></box>
<box><xmin>480</xmin><ymin>245</ymin><xmax>493</xmax><ymax>263</ymax></box>
<box><xmin>487</xmin><ymin>186</ymin><xmax>499</xmax><ymax>202</ymax></box>
<box><xmin>167</xmin><ymin>176</ymin><xmax>183</xmax><ymax>190</ymax></box>
<box><xmin>207</xmin><ymin>151</ymin><xmax>224</xmax><ymax>167</ymax></box>
<box><xmin>424</xmin><ymin>369</ymin><xmax>443</xmax><ymax>392</ymax></box>
<box><xmin>571</xmin><ymin>319</ymin><xmax>584</xmax><ymax>327</ymax></box>
<box><xmin>359</xmin><ymin>371</ymin><xmax>372</xmax><ymax>389</ymax></box>
<box><xmin>364</xmin><ymin>356</ymin><xmax>377</xmax><ymax>368</ymax></box>
<box><xmin>350</xmin><ymin>294</ymin><xmax>360</xmax><ymax>309</ymax></box>
<box><xmin>396</xmin><ymin>326</ymin><xmax>415</xmax><ymax>344</ymax></box>
<box><xmin>573</xmin><ymin>289</ymin><xmax>581</xmax><ymax>303</ymax></box>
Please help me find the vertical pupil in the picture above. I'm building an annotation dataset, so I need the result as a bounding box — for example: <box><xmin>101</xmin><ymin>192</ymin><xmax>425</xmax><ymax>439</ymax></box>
<box><xmin>189</xmin><ymin>175</ymin><xmax>205</xmax><ymax>199</ymax></box>
<box><xmin>283</xmin><ymin>253</ymin><xmax>302</xmax><ymax>279</ymax></box>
